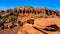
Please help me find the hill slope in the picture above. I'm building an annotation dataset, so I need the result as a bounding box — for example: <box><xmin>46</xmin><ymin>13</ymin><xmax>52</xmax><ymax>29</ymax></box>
<box><xmin>0</xmin><ymin>6</ymin><xmax>60</xmax><ymax>34</ymax></box>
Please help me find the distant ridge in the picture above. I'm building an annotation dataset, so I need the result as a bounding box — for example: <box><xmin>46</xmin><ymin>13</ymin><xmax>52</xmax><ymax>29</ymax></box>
<box><xmin>0</xmin><ymin>6</ymin><xmax>60</xmax><ymax>17</ymax></box>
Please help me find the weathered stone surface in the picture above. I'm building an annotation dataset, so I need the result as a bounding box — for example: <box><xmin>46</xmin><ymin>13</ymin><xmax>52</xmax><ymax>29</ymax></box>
<box><xmin>0</xmin><ymin>6</ymin><xmax>60</xmax><ymax>17</ymax></box>
<box><xmin>0</xmin><ymin>6</ymin><xmax>60</xmax><ymax>34</ymax></box>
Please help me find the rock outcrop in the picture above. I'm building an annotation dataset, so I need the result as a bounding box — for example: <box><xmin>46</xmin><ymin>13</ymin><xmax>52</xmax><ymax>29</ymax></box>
<box><xmin>0</xmin><ymin>6</ymin><xmax>60</xmax><ymax>34</ymax></box>
<box><xmin>0</xmin><ymin>6</ymin><xmax>60</xmax><ymax>17</ymax></box>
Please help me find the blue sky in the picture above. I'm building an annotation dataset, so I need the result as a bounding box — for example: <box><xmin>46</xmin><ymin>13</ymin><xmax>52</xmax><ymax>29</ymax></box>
<box><xmin>0</xmin><ymin>0</ymin><xmax>60</xmax><ymax>10</ymax></box>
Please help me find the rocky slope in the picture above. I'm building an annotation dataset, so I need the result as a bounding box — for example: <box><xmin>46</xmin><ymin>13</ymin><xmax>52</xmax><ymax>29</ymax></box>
<box><xmin>0</xmin><ymin>6</ymin><xmax>60</xmax><ymax>34</ymax></box>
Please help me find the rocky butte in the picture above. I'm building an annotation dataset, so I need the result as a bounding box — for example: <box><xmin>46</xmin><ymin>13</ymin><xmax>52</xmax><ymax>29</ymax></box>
<box><xmin>0</xmin><ymin>6</ymin><xmax>60</xmax><ymax>34</ymax></box>
<box><xmin>0</xmin><ymin>6</ymin><xmax>60</xmax><ymax>17</ymax></box>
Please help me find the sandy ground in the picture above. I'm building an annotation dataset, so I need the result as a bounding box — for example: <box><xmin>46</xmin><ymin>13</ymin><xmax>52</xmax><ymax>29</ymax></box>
<box><xmin>0</xmin><ymin>18</ymin><xmax>60</xmax><ymax>34</ymax></box>
<box><xmin>0</xmin><ymin>26</ymin><xmax>20</xmax><ymax>34</ymax></box>
<box><xmin>17</xmin><ymin>18</ymin><xmax>60</xmax><ymax>34</ymax></box>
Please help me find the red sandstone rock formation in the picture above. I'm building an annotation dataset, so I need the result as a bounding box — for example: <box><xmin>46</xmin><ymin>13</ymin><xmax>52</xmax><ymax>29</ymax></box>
<box><xmin>0</xmin><ymin>6</ymin><xmax>60</xmax><ymax>34</ymax></box>
<box><xmin>0</xmin><ymin>6</ymin><xmax>60</xmax><ymax>17</ymax></box>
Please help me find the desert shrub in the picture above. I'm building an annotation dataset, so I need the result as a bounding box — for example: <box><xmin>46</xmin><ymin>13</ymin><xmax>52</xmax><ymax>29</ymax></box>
<box><xmin>8</xmin><ymin>15</ymin><xmax>17</xmax><ymax>22</ymax></box>
<box><xmin>4</xmin><ymin>22</ymin><xmax>13</xmax><ymax>29</ymax></box>
<box><xmin>0</xmin><ymin>27</ymin><xmax>4</xmax><ymax>30</ymax></box>
<box><xmin>7</xmin><ymin>15</ymin><xmax>17</xmax><ymax>27</ymax></box>
<box><xmin>0</xmin><ymin>16</ymin><xmax>6</xmax><ymax>25</ymax></box>
<box><xmin>0</xmin><ymin>21</ymin><xmax>4</xmax><ymax>30</ymax></box>
<box><xmin>40</xmin><ymin>15</ymin><xmax>43</xmax><ymax>18</ymax></box>
<box><xmin>14</xmin><ymin>13</ymin><xmax>18</xmax><ymax>16</ymax></box>
<box><xmin>10</xmin><ymin>18</ymin><xmax>17</xmax><ymax>22</ymax></box>
<box><xmin>0</xmin><ymin>17</ymin><xmax>6</xmax><ymax>29</ymax></box>
<box><xmin>17</xmin><ymin>10</ymin><xmax>20</xmax><ymax>13</ymax></box>
<box><xmin>0</xmin><ymin>15</ymin><xmax>3</xmax><ymax>19</ymax></box>
<box><xmin>9</xmin><ymin>17</ymin><xmax>17</xmax><ymax>26</ymax></box>
<box><xmin>0</xmin><ymin>22</ymin><xmax>4</xmax><ymax>27</ymax></box>
<box><xmin>13</xmin><ymin>10</ymin><xmax>19</xmax><ymax>17</ymax></box>
<box><xmin>51</xmin><ymin>16</ymin><xmax>55</xmax><ymax>18</ymax></box>
<box><xmin>8</xmin><ymin>12</ymin><xmax>14</xmax><ymax>16</ymax></box>
<box><xmin>2</xmin><ymin>17</ymin><xmax>6</xmax><ymax>21</ymax></box>
<box><xmin>8</xmin><ymin>12</ymin><xmax>18</xmax><ymax>17</ymax></box>
<box><xmin>0</xmin><ymin>27</ymin><xmax>2</xmax><ymax>30</ymax></box>
<box><xmin>38</xmin><ymin>15</ymin><xmax>43</xmax><ymax>18</ymax></box>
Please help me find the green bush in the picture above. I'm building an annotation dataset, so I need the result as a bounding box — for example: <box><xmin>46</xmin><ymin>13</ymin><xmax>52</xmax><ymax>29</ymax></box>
<box><xmin>10</xmin><ymin>18</ymin><xmax>17</xmax><ymax>23</ymax></box>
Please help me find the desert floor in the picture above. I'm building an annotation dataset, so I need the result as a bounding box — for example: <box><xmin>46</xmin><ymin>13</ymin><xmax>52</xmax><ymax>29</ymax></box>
<box><xmin>17</xmin><ymin>18</ymin><xmax>60</xmax><ymax>34</ymax></box>
<box><xmin>0</xmin><ymin>18</ymin><xmax>60</xmax><ymax>34</ymax></box>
